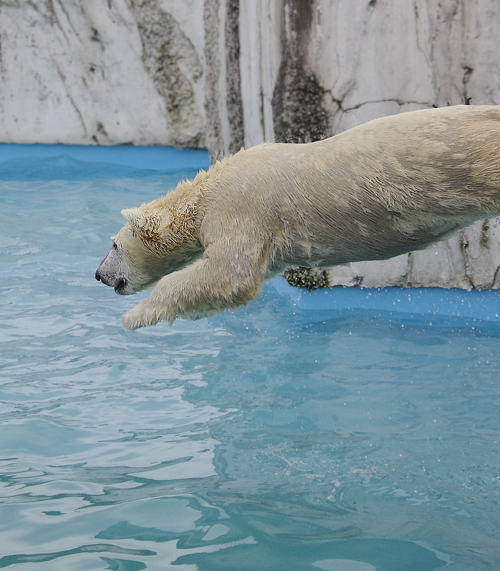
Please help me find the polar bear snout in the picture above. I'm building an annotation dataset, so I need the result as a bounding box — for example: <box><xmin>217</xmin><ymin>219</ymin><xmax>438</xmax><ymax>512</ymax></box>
<box><xmin>95</xmin><ymin>267</ymin><xmax>132</xmax><ymax>295</ymax></box>
<box><xmin>95</xmin><ymin>267</ymin><xmax>105</xmax><ymax>284</ymax></box>
<box><xmin>94</xmin><ymin>266</ymin><xmax>114</xmax><ymax>286</ymax></box>
<box><xmin>95</xmin><ymin>245</ymin><xmax>135</xmax><ymax>295</ymax></box>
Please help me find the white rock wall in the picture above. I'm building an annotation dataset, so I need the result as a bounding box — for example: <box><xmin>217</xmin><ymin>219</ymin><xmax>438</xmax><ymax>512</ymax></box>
<box><xmin>304</xmin><ymin>0</ymin><xmax>500</xmax><ymax>289</ymax></box>
<box><xmin>0</xmin><ymin>0</ymin><xmax>205</xmax><ymax>146</ymax></box>
<box><xmin>1</xmin><ymin>0</ymin><xmax>500</xmax><ymax>288</ymax></box>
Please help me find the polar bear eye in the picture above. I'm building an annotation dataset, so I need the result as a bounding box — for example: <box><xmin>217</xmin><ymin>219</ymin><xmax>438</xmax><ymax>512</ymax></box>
<box><xmin>112</xmin><ymin>242</ymin><xmax>118</xmax><ymax>250</ymax></box>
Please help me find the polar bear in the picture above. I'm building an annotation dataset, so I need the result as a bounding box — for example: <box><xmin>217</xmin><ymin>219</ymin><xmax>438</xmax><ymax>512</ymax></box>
<box><xmin>95</xmin><ymin>105</ymin><xmax>500</xmax><ymax>329</ymax></box>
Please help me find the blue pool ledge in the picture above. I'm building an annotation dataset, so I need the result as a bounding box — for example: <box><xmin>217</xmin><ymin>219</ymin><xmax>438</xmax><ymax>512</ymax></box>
<box><xmin>0</xmin><ymin>143</ymin><xmax>210</xmax><ymax>180</ymax></box>
<box><xmin>272</xmin><ymin>276</ymin><xmax>500</xmax><ymax>323</ymax></box>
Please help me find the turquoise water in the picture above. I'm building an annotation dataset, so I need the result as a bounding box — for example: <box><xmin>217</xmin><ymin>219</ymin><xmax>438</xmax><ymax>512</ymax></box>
<box><xmin>1</xmin><ymin>149</ymin><xmax>500</xmax><ymax>570</ymax></box>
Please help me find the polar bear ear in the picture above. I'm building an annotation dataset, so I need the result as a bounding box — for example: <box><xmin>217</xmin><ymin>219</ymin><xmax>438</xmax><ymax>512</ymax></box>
<box><xmin>121</xmin><ymin>208</ymin><xmax>148</xmax><ymax>232</ymax></box>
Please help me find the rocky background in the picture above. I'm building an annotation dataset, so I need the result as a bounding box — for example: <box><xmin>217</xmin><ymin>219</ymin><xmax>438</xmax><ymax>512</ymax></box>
<box><xmin>1</xmin><ymin>0</ymin><xmax>500</xmax><ymax>288</ymax></box>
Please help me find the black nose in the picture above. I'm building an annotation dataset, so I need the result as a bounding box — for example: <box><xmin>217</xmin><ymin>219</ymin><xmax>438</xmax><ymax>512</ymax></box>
<box><xmin>95</xmin><ymin>270</ymin><xmax>102</xmax><ymax>282</ymax></box>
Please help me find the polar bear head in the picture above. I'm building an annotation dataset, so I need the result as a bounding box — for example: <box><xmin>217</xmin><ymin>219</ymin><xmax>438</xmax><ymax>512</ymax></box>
<box><xmin>95</xmin><ymin>200</ymin><xmax>204</xmax><ymax>295</ymax></box>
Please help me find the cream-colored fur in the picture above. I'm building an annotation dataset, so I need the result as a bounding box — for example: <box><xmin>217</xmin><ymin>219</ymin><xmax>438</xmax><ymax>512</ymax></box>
<box><xmin>95</xmin><ymin>105</ymin><xmax>500</xmax><ymax>329</ymax></box>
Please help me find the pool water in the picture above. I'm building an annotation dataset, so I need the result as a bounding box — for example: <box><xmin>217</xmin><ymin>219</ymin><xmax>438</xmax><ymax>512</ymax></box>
<box><xmin>0</xmin><ymin>148</ymin><xmax>499</xmax><ymax>570</ymax></box>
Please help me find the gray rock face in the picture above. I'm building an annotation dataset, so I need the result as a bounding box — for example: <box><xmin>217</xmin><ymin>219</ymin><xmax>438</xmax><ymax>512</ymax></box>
<box><xmin>2</xmin><ymin>0</ymin><xmax>500</xmax><ymax>288</ymax></box>
<box><xmin>271</xmin><ymin>0</ymin><xmax>328</xmax><ymax>145</ymax></box>
<box><xmin>0</xmin><ymin>0</ymin><xmax>205</xmax><ymax>146</ymax></box>
<box><xmin>130</xmin><ymin>0</ymin><xmax>203</xmax><ymax>147</ymax></box>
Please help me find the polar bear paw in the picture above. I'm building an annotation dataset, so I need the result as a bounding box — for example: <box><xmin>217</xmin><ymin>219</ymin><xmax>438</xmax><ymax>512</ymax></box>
<box><xmin>122</xmin><ymin>300</ymin><xmax>161</xmax><ymax>330</ymax></box>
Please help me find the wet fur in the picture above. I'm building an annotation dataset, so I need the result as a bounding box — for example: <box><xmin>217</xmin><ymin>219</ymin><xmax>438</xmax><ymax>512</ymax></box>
<box><xmin>95</xmin><ymin>105</ymin><xmax>500</xmax><ymax>329</ymax></box>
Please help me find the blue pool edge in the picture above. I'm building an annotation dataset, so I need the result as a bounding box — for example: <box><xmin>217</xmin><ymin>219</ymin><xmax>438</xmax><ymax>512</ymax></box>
<box><xmin>271</xmin><ymin>276</ymin><xmax>500</xmax><ymax>323</ymax></box>
<box><xmin>0</xmin><ymin>142</ymin><xmax>211</xmax><ymax>180</ymax></box>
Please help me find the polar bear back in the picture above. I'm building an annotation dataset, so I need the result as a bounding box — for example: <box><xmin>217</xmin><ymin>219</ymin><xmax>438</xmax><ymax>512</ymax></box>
<box><xmin>201</xmin><ymin>105</ymin><xmax>500</xmax><ymax>267</ymax></box>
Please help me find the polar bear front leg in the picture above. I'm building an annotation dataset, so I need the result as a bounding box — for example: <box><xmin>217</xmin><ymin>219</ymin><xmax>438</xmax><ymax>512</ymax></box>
<box><xmin>122</xmin><ymin>295</ymin><xmax>167</xmax><ymax>330</ymax></box>
<box><xmin>122</xmin><ymin>239</ymin><xmax>271</xmax><ymax>330</ymax></box>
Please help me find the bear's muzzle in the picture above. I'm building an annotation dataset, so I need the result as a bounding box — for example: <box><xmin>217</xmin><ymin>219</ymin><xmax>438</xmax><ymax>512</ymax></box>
<box><xmin>95</xmin><ymin>268</ymin><xmax>128</xmax><ymax>294</ymax></box>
